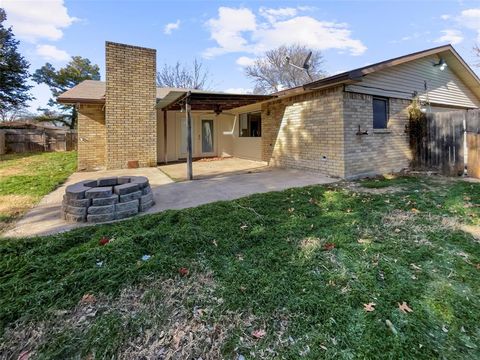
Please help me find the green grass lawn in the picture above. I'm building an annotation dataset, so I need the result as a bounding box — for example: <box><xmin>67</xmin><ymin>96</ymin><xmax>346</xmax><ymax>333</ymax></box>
<box><xmin>0</xmin><ymin>152</ymin><xmax>77</xmax><ymax>233</ymax></box>
<box><xmin>0</xmin><ymin>175</ymin><xmax>479</xmax><ymax>359</ymax></box>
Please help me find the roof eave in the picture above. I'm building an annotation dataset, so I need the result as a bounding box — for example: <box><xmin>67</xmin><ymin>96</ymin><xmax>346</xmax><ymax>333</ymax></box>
<box><xmin>57</xmin><ymin>98</ymin><xmax>105</xmax><ymax>104</ymax></box>
<box><xmin>303</xmin><ymin>71</ymin><xmax>363</xmax><ymax>90</ymax></box>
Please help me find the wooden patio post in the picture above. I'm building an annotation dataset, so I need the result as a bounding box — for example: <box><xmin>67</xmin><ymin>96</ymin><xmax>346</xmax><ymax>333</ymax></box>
<box><xmin>186</xmin><ymin>91</ymin><xmax>193</xmax><ymax>180</ymax></box>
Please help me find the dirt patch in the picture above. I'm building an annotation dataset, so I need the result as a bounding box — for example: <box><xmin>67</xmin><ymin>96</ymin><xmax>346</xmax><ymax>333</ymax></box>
<box><xmin>382</xmin><ymin>209</ymin><xmax>417</xmax><ymax>228</ymax></box>
<box><xmin>341</xmin><ymin>182</ymin><xmax>404</xmax><ymax>195</ymax></box>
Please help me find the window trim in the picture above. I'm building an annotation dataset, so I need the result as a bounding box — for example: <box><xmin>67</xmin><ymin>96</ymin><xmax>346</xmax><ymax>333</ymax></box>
<box><xmin>239</xmin><ymin>111</ymin><xmax>262</xmax><ymax>138</ymax></box>
<box><xmin>372</xmin><ymin>97</ymin><xmax>389</xmax><ymax>130</ymax></box>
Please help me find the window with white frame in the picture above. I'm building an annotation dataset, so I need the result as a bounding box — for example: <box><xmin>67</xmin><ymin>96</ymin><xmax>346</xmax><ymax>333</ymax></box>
<box><xmin>239</xmin><ymin>112</ymin><xmax>262</xmax><ymax>137</ymax></box>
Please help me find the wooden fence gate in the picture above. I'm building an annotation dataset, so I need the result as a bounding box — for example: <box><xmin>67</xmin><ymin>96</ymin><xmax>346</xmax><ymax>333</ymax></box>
<box><xmin>412</xmin><ymin>111</ymin><xmax>465</xmax><ymax>176</ymax></box>
<box><xmin>466</xmin><ymin>110</ymin><xmax>480</xmax><ymax>178</ymax></box>
<box><xmin>411</xmin><ymin>109</ymin><xmax>480</xmax><ymax>177</ymax></box>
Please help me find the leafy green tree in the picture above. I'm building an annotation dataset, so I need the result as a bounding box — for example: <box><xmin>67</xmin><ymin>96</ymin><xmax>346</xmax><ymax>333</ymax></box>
<box><xmin>0</xmin><ymin>8</ymin><xmax>32</xmax><ymax>118</ymax></box>
<box><xmin>33</xmin><ymin>56</ymin><xmax>100</xmax><ymax>128</ymax></box>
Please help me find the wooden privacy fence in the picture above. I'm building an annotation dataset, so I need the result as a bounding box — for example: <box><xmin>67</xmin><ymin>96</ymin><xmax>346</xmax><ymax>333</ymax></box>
<box><xmin>411</xmin><ymin>109</ymin><xmax>480</xmax><ymax>177</ymax></box>
<box><xmin>466</xmin><ymin>110</ymin><xmax>480</xmax><ymax>178</ymax></box>
<box><xmin>0</xmin><ymin>128</ymin><xmax>77</xmax><ymax>154</ymax></box>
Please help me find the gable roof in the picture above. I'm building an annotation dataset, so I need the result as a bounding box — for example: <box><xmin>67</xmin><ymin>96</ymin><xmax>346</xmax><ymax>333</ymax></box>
<box><xmin>57</xmin><ymin>80</ymin><xmax>106</xmax><ymax>104</ymax></box>
<box><xmin>303</xmin><ymin>45</ymin><xmax>480</xmax><ymax>101</ymax></box>
<box><xmin>57</xmin><ymin>81</ymin><xmax>263</xmax><ymax>105</ymax></box>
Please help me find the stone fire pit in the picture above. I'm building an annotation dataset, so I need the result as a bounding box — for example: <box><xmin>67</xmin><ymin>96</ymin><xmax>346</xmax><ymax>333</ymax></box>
<box><xmin>62</xmin><ymin>176</ymin><xmax>154</xmax><ymax>223</ymax></box>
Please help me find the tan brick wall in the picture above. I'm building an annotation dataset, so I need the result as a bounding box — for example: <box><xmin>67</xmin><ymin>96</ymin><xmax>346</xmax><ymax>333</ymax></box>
<box><xmin>262</xmin><ymin>86</ymin><xmax>345</xmax><ymax>177</ymax></box>
<box><xmin>105</xmin><ymin>42</ymin><xmax>157</xmax><ymax>169</ymax></box>
<box><xmin>77</xmin><ymin>104</ymin><xmax>106</xmax><ymax>171</ymax></box>
<box><xmin>343</xmin><ymin>92</ymin><xmax>412</xmax><ymax>178</ymax></box>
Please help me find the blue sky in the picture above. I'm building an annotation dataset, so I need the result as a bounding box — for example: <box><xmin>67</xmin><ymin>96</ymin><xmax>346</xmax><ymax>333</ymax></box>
<box><xmin>3</xmin><ymin>0</ymin><xmax>480</xmax><ymax>113</ymax></box>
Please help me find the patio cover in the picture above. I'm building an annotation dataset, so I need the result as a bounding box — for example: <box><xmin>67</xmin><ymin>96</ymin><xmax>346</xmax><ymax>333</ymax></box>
<box><xmin>157</xmin><ymin>90</ymin><xmax>274</xmax><ymax>180</ymax></box>
<box><xmin>157</xmin><ymin>90</ymin><xmax>274</xmax><ymax>111</ymax></box>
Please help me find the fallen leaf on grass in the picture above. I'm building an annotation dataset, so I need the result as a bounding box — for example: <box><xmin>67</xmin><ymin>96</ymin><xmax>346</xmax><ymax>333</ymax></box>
<box><xmin>323</xmin><ymin>243</ymin><xmax>335</xmax><ymax>251</ymax></box>
<box><xmin>398</xmin><ymin>301</ymin><xmax>413</xmax><ymax>313</ymax></box>
<box><xmin>178</xmin><ymin>267</ymin><xmax>189</xmax><ymax>277</ymax></box>
<box><xmin>411</xmin><ymin>208</ymin><xmax>420</xmax><ymax>213</ymax></box>
<box><xmin>363</xmin><ymin>303</ymin><xmax>376</xmax><ymax>312</ymax></box>
<box><xmin>80</xmin><ymin>294</ymin><xmax>96</xmax><ymax>304</ymax></box>
<box><xmin>475</xmin><ymin>263</ymin><xmax>480</xmax><ymax>270</ymax></box>
<box><xmin>18</xmin><ymin>351</ymin><xmax>31</xmax><ymax>360</ymax></box>
<box><xmin>252</xmin><ymin>329</ymin><xmax>266</xmax><ymax>339</ymax></box>
<box><xmin>98</xmin><ymin>236</ymin><xmax>110</xmax><ymax>246</ymax></box>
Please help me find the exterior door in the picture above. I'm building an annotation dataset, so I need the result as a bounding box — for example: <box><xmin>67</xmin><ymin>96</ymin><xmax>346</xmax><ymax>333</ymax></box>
<box><xmin>179</xmin><ymin>116</ymin><xmax>194</xmax><ymax>158</ymax></box>
<box><xmin>201</xmin><ymin>119</ymin><xmax>215</xmax><ymax>156</ymax></box>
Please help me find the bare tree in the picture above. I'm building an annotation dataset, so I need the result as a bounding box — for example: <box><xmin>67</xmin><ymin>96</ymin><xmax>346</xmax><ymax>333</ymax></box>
<box><xmin>157</xmin><ymin>59</ymin><xmax>211</xmax><ymax>89</ymax></box>
<box><xmin>0</xmin><ymin>105</ymin><xmax>32</xmax><ymax>122</ymax></box>
<box><xmin>245</xmin><ymin>44</ymin><xmax>326</xmax><ymax>94</ymax></box>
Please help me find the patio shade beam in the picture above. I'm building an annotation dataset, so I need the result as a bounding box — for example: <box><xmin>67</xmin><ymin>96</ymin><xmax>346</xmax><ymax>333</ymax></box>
<box><xmin>160</xmin><ymin>92</ymin><xmax>274</xmax><ymax>112</ymax></box>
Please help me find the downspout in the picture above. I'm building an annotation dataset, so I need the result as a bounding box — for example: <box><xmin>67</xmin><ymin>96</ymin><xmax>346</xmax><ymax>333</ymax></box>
<box><xmin>163</xmin><ymin>110</ymin><xmax>168</xmax><ymax>164</ymax></box>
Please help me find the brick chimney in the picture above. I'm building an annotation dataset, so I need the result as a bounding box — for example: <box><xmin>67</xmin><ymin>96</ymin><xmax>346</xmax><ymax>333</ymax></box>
<box><xmin>105</xmin><ymin>42</ymin><xmax>157</xmax><ymax>169</ymax></box>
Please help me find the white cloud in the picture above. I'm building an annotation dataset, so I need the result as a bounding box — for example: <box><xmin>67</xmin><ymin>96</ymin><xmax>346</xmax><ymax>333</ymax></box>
<box><xmin>435</xmin><ymin>29</ymin><xmax>463</xmax><ymax>45</ymax></box>
<box><xmin>259</xmin><ymin>7</ymin><xmax>298</xmax><ymax>23</ymax></box>
<box><xmin>236</xmin><ymin>56</ymin><xmax>256</xmax><ymax>67</ymax></box>
<box><xmin>36</xmin><ymin>44</ymin><xmax>70</xmax><ymax>61</ymax></box>
<box><xmin>252</xmin><ymin>16</ymin><xmax>367</xmax><ymax>56</ymax></box>
<box><xmin>204</xmin><ymin>7</ymin><xmax>257</xmax><ymax>57</ymax></box>
<box><xmin>164</xmin><ymin>20</ymin><xmax>180</xmax><ymax>35</ymax></box>
<box><xmin>440</xmin><ymin>14</ymin><xmax>451</xmax><ymax>20</ymax></box>
<box><xmin>203</xmin><ymin>6</ymin><xmax>366</xmax><ymax>58</ymax></box>
<box><xmin>458</xmin><ymin>8</ymin><xmax>480</xmax><ymax>31</ymax></box>
<box><xmin>224</xmin><ymin>87</ymin><xmax>253</xmax><ymax>94</ymax></box>
<box><xmin>2</xmin><ymin>0</ymin><xmax>77</xmax><ymax>42</ymax></box>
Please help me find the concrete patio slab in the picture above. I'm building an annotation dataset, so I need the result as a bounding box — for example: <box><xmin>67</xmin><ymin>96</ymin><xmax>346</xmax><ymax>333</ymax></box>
<box><xmin>3</xmin><ymin>167</ymin><xmax>336</xmax><ymax>238</ymax></box>
<box><xmin>158</xmin><ymin>157</ymin><xmax>269</xmax><ymax>181</ymax></box>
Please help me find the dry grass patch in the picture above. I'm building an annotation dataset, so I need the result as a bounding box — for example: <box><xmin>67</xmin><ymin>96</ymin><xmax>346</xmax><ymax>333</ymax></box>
<box><xmin>0</xmin><ymin>195</ymin><xmax>36</xmax><ymax>215</ymax></box>
<box><xmin>0</xmin><ymin>194</ymin><xmax>36</xmax><ymax>233</ymax></box>
<box><xmin>1</xmin><ymin>272</ymin><xmax>272</xmax><ymax>360</ymax></box>
<box><xmin>0</xmin><ymin>166</ymin><xmax>24</xmax><ymax>178</ymax></box>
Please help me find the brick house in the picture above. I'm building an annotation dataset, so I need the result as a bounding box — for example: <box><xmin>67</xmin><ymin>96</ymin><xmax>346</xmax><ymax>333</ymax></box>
<box><xmin>58</xmin><ymin>42</ymin><xmax>480</xmax><ymax>178</ymax></box>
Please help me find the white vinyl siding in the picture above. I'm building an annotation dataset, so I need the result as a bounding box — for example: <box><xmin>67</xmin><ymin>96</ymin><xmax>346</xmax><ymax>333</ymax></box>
<box><xmin>345</xmin><ymin>55</ymin><xmax>480</xmax><ymax>109</ymax></box>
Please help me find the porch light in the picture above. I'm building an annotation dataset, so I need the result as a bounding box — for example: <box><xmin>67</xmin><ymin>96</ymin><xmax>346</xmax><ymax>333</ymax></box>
<box><xmin>434</xmin><ymin>58</ymin><xmax>447</xmax><ymax>71</ymax></box>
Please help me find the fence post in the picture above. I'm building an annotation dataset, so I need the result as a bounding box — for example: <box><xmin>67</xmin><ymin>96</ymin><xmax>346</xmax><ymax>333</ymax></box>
<box><xmin>0</xmin><ymin>130</ymin><xmax>5</xmax><ymax>155</ymax></box>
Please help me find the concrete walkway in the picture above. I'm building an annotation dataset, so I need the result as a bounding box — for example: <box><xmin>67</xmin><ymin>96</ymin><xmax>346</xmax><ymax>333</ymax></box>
<box><xmin>3</xmin><ymin>167</ymin><xmax>336</xmax><ymax>238</ymax></box>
